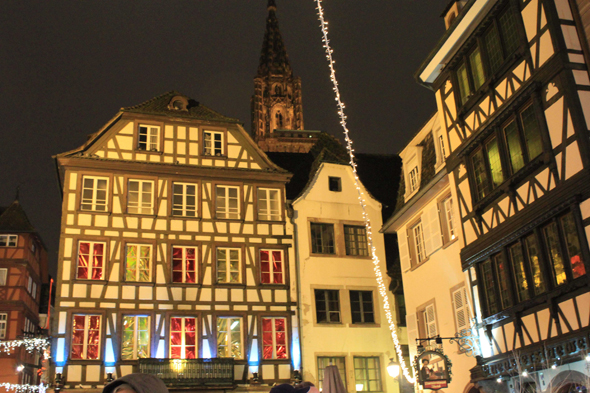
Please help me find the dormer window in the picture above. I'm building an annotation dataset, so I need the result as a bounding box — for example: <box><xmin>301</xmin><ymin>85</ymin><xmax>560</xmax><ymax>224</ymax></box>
<box><xmin>167</xmin><ymin>95</ymin><xmax>189</xmax><ymax>111</ymax></box>
<box><xmin>203</xmin><ymin>130</ymin><xmax>224</xmax><ymax>156</ymax></box>
<box><xmin>137</xmin><ymin>125</ymin><xmax>160</xmax><ymax>152</ymax></box>
<box><xmin>409</xmin><ymin>167</ymin><xmax>420</xmax><ymax>193</ymax></box>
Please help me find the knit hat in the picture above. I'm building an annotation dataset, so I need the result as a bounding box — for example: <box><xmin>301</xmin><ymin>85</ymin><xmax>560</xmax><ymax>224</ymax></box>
<box><xmin>103</xmin><ymin>373</ymin><xmax>169</xmax><ymax>393</ymax></box>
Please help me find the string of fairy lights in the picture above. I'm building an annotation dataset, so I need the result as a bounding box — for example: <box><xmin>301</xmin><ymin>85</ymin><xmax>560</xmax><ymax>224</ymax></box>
<box><xmin>0</xmin><ymin>383</ymin><xmax>46</xmax><ymax>393</ymax></box>
<box><xmin>313</xmin><ymin>0</ymin><xmax>416</xmax><ymax>384</ymax></box>
<box><xmin>0</xmin><ymin>337</ymin><xmax>51</xmax><ymax>355</ymax></box>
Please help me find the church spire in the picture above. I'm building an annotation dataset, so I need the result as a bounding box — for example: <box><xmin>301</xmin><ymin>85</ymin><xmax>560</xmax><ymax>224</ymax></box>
<box><xmin>258</xmin><ymin>0</ymin><xmax>292</xmax><ymax>77</ymax></box>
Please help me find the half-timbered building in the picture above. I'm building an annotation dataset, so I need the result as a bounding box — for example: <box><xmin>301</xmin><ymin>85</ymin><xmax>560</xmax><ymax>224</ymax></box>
<box><xmin>0</xmin><ymin>199</ymin><xmax>48</xmax><ymax>386</ymax></box>
<box><xmin>412</xmin><ymin>0</ymin><xmax>590</xmax><ymax>391</ymax></box>
<box><xmin>52</xmin><ymin>91</ymin><xmax>298</xmax><ymax>390</ymax></box>
<box><xmin>382</xmin><ymin>112</ymin><xmax>477</xmax><ymax>393</ymax></box>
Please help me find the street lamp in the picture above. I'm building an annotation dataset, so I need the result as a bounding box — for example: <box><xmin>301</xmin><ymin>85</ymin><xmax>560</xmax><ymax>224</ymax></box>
<box><xmin>387</xmin><ymin>358</ymin><xmax>400</xmax><ymax>378</ymax></box>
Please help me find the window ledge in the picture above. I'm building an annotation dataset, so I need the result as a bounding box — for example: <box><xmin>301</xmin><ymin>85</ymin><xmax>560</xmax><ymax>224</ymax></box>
<box><xmin>125</xmin><ymin>212</ymin><xmax>157</xmax><ymax>217</ymax></box>
<box><xmin>255</xmin><ymin>220</ymin><xmax>286</xmax><ymax>224</ymax></box>
<box><xmin>135</xmin><ymin>150</ymin><xmax>163</xmax><ymax>155</ymax></box>
<box><xmin>310</xmin><ymin>252</ymin><xmax>338</xmax><ymax>258</ymax></box>
<box><xmin>409</xmin><ymin>257</ymin><xmax>430</xmax><ymax>272</ymax></box>
<box><xmin>73</xmin><ymin>279</ymin><xmax>108</xmax><ymax>284</ymax></box>
<box><xmin>442</xmin><ymin>237</ymin><xmax>459</xmax><ymax>249</ymax></box>
<box><xmin>349</xmin><ymin>323</ymin><xmax>381</xmax><ymax>328</ymax></box>
<box><xmin>213</xmin><ymin>218</ymin><xmax>245</xmax><ymax>223</ymax></box>
<box><xmin>77</xmin><ymin>209</ymin><xmax>111</xmax><ymax>215</ymax></box>
<box><xmin>121</xmin><ymin>282</ymin><xmax>156</xmax><ymax>287</ymax></box>
<box><xmin>201</xmin><ymin>154</ymin><xmax>228</xmax><ymax>160</ymax></box>
<box><xmin>215</xmin><ymin>283</ymin><xmax>247</xmax><ymax>288</ymax></box>
<box><xmin>170</xmin><ymin>215</ymin><xmax>201</xmax><ymax>221</ymax></box>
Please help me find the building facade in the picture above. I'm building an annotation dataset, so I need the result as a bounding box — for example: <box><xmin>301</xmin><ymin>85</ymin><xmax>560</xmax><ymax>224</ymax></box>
<box><xmin>412</xmin><ymin>0</ymin><xmax>590</xmax><ymax>391</ymax></box>
<box><xmin>0</xmin><ymin>199</ymin><xmax>49</xmax><ymax>386</ymax></box>
<box><xmin>382</xmin><ymin>112</ymin><xmax>477</xmax><ymax>392</ymax></box>
<box><xmin>52</xmin><ymin>91</ymin><xmax>298</xmax><ymax>389</ymax></box>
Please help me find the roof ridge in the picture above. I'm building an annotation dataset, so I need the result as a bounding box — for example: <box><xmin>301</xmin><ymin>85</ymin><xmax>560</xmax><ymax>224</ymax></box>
<box><xmin>121</xmin><ymin>90</ymin><xmax>181</xmax><ymax>111</ymax></box>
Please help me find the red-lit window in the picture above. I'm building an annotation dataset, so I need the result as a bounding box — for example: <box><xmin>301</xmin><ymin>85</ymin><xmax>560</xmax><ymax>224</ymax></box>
<box><xmin>262</xmin><ymin>317</ymin><xmax>287</xmax><ymax>359</ymax></box>
<box><xmin>77</xmin><ymin>242</ymin><xmax>105</xmax><ymax>280</ymax></box>
<box><xmin>172</xmin><ymin>247</ymin><xmax>197</xmax><ymax>283</ymax></box>
<box><xmin>170</xmin><ymin>317</ymin><xmax>196</xmax><ymax>359</ymax></box>
<box><xmin>260</xmin><ymin>250</ymin><xmax>284</xmax><ymax>284</ymax></box>
<box><xmin>70</xmin><ymin>315</ymin><xmax>101</xmax><ymax>360</ymax></box>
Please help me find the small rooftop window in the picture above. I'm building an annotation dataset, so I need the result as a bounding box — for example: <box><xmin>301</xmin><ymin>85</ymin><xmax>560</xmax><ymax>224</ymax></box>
<box><xmin>329</xmin><ymin>177</ymin><xmax>342</xmax><ymax>192</ymax></box>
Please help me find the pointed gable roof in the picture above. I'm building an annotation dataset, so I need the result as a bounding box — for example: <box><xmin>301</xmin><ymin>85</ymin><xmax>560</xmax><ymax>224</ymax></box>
<box><xmin>0</xmin><ymin>200</ymin><xmax>37</xmax><ymax>233</ymax></box>
<box><xmin>257</xmin><ymin>0</ymin><xmax>293</xmax><ymax>77</ymax></box>
<box><xmin>122</xmin><ymin>91</ymin><xmax>240</xmax><ymax>123</ymax></box>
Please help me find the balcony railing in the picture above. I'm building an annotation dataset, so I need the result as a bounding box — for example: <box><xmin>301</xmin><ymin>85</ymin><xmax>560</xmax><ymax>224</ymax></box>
<box><xmin>138</xmin><ymin>358</ymin><xmax>235</xmax><ymax>387</ymax></box>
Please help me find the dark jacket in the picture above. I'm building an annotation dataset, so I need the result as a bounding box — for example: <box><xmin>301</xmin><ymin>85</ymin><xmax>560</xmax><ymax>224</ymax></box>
<box><xmin>103</xmin><ymin>373</ymin><xmax>169</xmax><ymax>393</ymax></box>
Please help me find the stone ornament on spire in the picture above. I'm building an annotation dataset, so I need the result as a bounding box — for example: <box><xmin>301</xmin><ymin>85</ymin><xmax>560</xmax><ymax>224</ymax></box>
<box><xmin>267</xmin><ymin>0</ymin><xmax>277</xmax><ymax>12</ymax></box>
<box><xmin>258</xmin><ymin>0</ymin><xmax>291</xmax><ymax>77</ymax></box>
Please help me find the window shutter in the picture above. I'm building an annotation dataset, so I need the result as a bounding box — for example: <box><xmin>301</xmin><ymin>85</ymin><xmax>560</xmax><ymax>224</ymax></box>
<box><xmin>425</xmin><ymin>304</ymin><xmax>438</xmax><ymax>337</ymax></box>
<box><xmin>398</xmin><ymin>231</ymin><xmax>411</xmax><ymax>272</ymax></box>
<box><xmin>453</xmin><ymin>288</ymin><xmax>470</xmax><ymax>332</ymax></box>
<box><xmin>429</xmin><ymin>204</ymin><xmax>443</xmax><ymax>254</ymax></box>
<box><xmin>422</xmin><ymin>215</ymin><xmax>433</xmax><ymax>256</ymax></box>
<box><xmin>407</xmin><ymin>313</ymin><xmax>417</xmax><ymax>352</ymax></box>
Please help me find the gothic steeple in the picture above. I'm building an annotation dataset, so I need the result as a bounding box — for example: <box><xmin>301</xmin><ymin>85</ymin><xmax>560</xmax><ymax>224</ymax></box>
<box><xmin>258</xmin><ymin>0</ymin><xmax>292</xmax><ymax>78</ymax></box>
<box><xmin>251</xmin><ymin>0</ymin><xmax>316</xmax><ymax>153</ymax></box>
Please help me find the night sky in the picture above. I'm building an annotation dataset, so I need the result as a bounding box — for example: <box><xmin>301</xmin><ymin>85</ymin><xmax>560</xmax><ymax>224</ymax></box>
<box><xmin>0</xmin><ymin>1</ymin><xmax>445</xmax><ymax>276</ymax></box>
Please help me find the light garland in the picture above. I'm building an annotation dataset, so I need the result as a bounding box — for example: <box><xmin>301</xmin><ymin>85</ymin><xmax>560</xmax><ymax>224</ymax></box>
<box><xmin>314</xmin><ymin>0</ymin><xmax>416</xmax><ymax>384</ymax></box>
<box><xmin>0</xmin><ymin>383</ymin><xmax>46</xmax><ymax>393</ymax></box>
<box><xmin>0</xmin><ymin>337</ymin><xmax>51</xmax><ymax>355</ymax></box>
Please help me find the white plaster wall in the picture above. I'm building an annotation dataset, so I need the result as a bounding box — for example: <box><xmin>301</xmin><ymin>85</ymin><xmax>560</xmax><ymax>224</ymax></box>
<box><xmin>292</xmin><ymin>163</ymin><xmax>402</xmax><ymax>393</ymax></box>
<box><xmin>397</xmin><ymin>173</ymin><xmax>476</xmax><ymax>393</ymax></box>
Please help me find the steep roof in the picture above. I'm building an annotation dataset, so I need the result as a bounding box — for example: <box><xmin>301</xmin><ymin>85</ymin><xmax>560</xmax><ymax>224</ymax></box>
<box><xmin>267</xmin><ymin>136</ymin><xmax>400</xmax><ymax>220</ymax></box>
<box><xmin>0</xmin><ymin>200</ymin><xmax>37</xmax><ymax>233</ymax></box>
<box><xmin>122</xmin><ymin>91</ymin><xmax>240</xmax><ymax>123</ymax></box>
<box><xmin>257</xmin><ymin>0</ymin><xmax>293</xmax><ymax>77</ymax></box>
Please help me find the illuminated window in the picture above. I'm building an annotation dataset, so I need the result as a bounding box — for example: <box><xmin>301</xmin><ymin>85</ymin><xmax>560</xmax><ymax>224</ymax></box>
<box><xmin>137</xmin><ymin>125</ymin><xmax>160</xmax><ymax>151</ymax></box>
<box><xmin>317</xmin><ymin>357</ymin><xmax>346</xmax><ymax>391</ymax></box>
<box><xmin>508</xmin><ymin>243</ymin><xmax>530</xmax><ymax>302</ymax></box>
<box><xmin>125</xmin><ymin>244</ymin><xmax>152</xmax><ymax>282</ymax></box>
<box><xmin>203</xmin><ymin>131</ymin><xmax>224</xmax><ymax>156</ymax></box>
<box><xmin>354</xmin><ymin>357</ymin><xmax>382</xmax><ymax>392</ymax></box>
<box><xmin>81</xmin><ymin>176</ymin><xmax>108</xmax><ymax>212</ymax></box>
<box><xmin>127</xmin><ymin>180</ymin><xmax>154</xmax><ymax>215</ymax></box>
<box><xmin>260</xmin><ymin>250</ymin><xmax>284</xmax><ymax>284</ymax></box>
<box><xmin>344</xmin><ymin>226</ymin><xmax>368</xmax><ymax>256</ymax></box>
<box><xmin>315</xmin><ymin>289</ymin><xmax>340</xmax><ymax>323</ymax></box>
<box><xmin>524</xmin><ymin>234</ymin><xmax>546</xmax><ymax>295</ymax></box>
<box><xmin>257</xmin><ymin>188</ymin><xmax>281</xmax><ymax>221</ymax></box>
<box><xmin>77</xmin><ymin>241</ymin><xmax>105</xmax><ymax>280</ymax></box>
<box><xmin>170</xmin><ymin>317</ymin><xmax>196</xmax><ymax>359</ymax></box>
<box><xmin>216</xmin><ymin>248</ymin><xmax>241</xmax><ymax>283</ymax></box>
<box><xmin>172</xmin><ymin>183</ymin><xmax>197</xmax><ymax>217</ymax></box>
<box><xmin>310</xmin><ymin>223</ymin><xmax>335</xmax><ymax>254</ymax></box>
<box><xmin>215</xmin><ymin>185</ymin><xmax>240</xmax><ymax>219</ymax></box>
<box><xmin>172</xmin><ymin>246</ymin><xmax>197</xmax><ymax>284</ymax></box>
<box><xmin>71</xmin><ymin>315</ymin><xmax>101</xmax><ymax>360</ymax></box>
<box><xmin>261</xmin><ymin>317</ymin><xmax>287</xmax><ymax>359</ymax></box>
<box><xmin>217</xmin><ymin>317</ymin><xmax>242</xmax><ymax>358</ymax></box>
<box><xmin>122</xmin><ymin>316</ymin><xmax>150</xmax><ymax>360</ymax></box>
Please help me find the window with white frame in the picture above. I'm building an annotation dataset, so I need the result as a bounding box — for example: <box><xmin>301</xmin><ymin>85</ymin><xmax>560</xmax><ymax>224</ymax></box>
<box><xmin>217</xmin><ymin>317</ymin><xmax>242</xmax><ymax>358</ymax></box>
<box><xmin>137</xmin><ymin>125</ymin><xmax>160</xmax><ymax>151</ymax></box>
<box><xmin>216</xmin><ymin>248</ymin><xmax>241</xmax><ymax>283</ymax></box>
<box><xmin>31</xmin><ymin>282</ymin><xmax>37</xmax><ymax>300</ymax></box>
<box><xmin>410</xmin><ymin>221</ymin><xmax>426</xmax><ymax>265</ymax></box>
<box><xmin>441</xmin><ymin>196</ymin><xmax>456</xmax><ymax>243</ymax></box>
<box><xmin>215</xmin><ymin>185</ymin><xmax>240</xmax><ymax>219</ymax></box>
<box><xmin>122</xmin><ymin>315</ymin><xmax>150</xmax><ymax>360</ymax></box>
<box><xmin>438</xmin><ymin>134</ymin><xmax>447</xmax><ymax>161</ymax></box>
<box><xmin>354</xmin><ymin>356</ymin><xmax>382</xmax><ymax>392</ymax></box>
<box><xmin>452</xmin><ymin>286</ymin><xmax>471</xmax><ymax>332</ymax></box>
<box><xmin>260</xmin><ymin>250</ymin><xmax>284</xmax><ymax>284</ymax></box>
<box><xmin>0</xmin><ymin>235</ymin><xmax>18</xmax><ymax>247</ymax></box>
<box><xmin>409</xmin><ymin>166</ymin><xmax>420</xmax><ymax>193</ymax></box>
<box><xmin>127</xmin><ymin>179</ymin><xmax>154</xmax><ymax>215</ymax></box>
<box><xmin>77</xmin><ymin>241</ymin><xmax>105</xmax><ymax>280</ymax></box>
<box><xmin>81</xmin><ymin>176</ymin><xmax>109</xmax><ymax>212</ymax></box>
<box><xmin>172</xmin><ymin>183</ymin><xmax>197</xmax><ymax>217</ymax></box>
<box><xmin>261</xmin><ymin>317</ymin><xmax>287</xmax><ymax>359</ymax></box>
<box><xmin>125</xmin><ymin>244</ymin><xmax>152</xmax><ymax>282</ymax></box>
<box><xmin>0</xmin><ymin>269</ymin><xmax>7</xmax><ymax>286</ymax></box>
<box><xmin>170</xmin><ymin>317</ymin><xmax>196</xmax><ymax>359</ymax></box>
<box><xmin>0</xmin><ymin>313</ymin><xmax>7</xmax><ymax>339</ymax></box>
<box><xmin>70</xmin><ymin>314</ymin><xmax>102</xmax><ymax>360</ymax></box>
<box><xmin>257</xmin><ymin>188</ymin><xmax>281</xmax><ymax>221</ymax></box>
<box><xmin>203</xmin><ymin>131</ymin><xmax>224</xmax><ymax>156</ymax></box>
<box><xmin>344</xmin><ymin>225</ymin><xmax>369</xmax><ymax>256</ymax></box>
<box><xmin>172</xmin><ymin>246</ymin><xmax>197</xmax><ymax>284</ymax></box>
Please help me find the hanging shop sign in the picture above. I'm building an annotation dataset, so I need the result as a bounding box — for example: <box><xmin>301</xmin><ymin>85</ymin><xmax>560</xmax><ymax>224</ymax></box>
<box><xmin>414</xmin><ymin>349</ymin><xmax>452</xmax><ymax>390</ymax></box>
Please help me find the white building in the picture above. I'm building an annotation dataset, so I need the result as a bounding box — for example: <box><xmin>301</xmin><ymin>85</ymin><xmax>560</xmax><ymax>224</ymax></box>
<box><xmin>382</xmin><ymin>112</ymin><xmax>477</xmax><ymax>392</ymax></box>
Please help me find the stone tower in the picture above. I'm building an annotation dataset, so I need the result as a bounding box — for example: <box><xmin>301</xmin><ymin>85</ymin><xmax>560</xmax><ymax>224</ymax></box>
<box><xmin>251</xmin><ymin>0</ymin><xmax>318</xmax><ymax>153</ymax></box>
